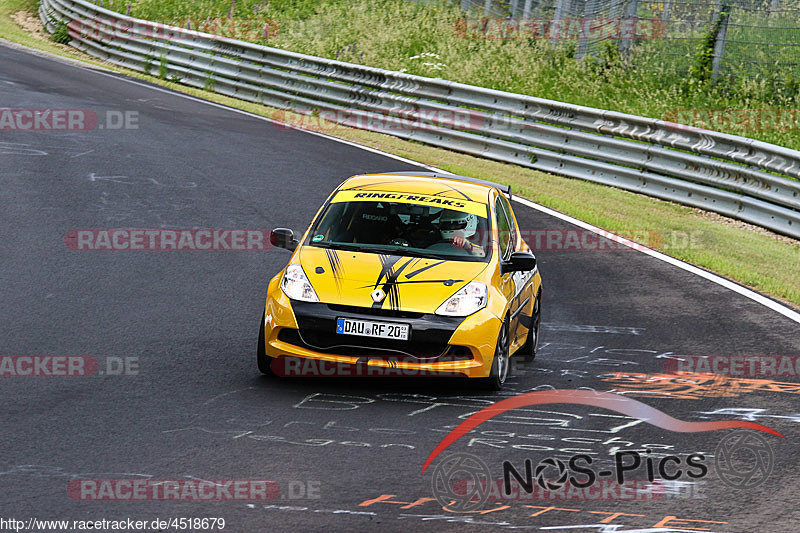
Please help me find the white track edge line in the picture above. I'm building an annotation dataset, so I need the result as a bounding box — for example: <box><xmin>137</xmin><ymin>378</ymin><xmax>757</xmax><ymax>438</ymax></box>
<box><xmin>8</xmin><ymin>40</ymin><xmax>800</xmax><ymax>325</ymax></box>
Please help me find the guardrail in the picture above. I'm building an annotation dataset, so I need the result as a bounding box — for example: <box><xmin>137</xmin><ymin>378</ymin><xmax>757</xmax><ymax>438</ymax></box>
<box><xmin>39</xmin><ymin>0</ymin><xmax>800</xmax><ymax>239</ymax></box>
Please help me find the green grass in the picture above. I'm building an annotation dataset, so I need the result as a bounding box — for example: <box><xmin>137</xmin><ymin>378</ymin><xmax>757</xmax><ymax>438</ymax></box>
<box><xmin>2</xmin><ymin>0</ymin><xmax>799</xmax><ymax>309</ymax></box>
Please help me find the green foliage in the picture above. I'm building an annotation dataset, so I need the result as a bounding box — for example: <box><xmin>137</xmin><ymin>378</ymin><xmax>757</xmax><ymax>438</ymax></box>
<box><xmin>690</xmin><ymin>6</ymin><xmax>729</xmax><ymax>82</ymax></box>
<box><xmin>143</xmin><ymin>54</ymin><xmax>153</xmax><ymax>75</ymax></box>
<box><xmin>48</xmin><ymin>12</ymin><xmax>70</xmax><ymax>44</ymax></box>
<box><xmin>50</xmin><ymin>20</ymin><xmax>69</xmax><ymax>43</ymax></box>
<box><xmin>158</xmin><ymin>52</ymin><xmax>168</xmax><ymax>79</ymax></box>
<box><xmin>204</xmin><ymin>70</ymin><xmax>215</xmax><ymax>91</ymax></box>
<box><xmin>585</xmin><ymin>41</ymin><xmax>623</xmax><ymax>77</ymax></box>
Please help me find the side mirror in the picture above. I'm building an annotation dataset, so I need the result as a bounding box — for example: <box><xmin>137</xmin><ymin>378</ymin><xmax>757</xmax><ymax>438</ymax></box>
<box><xmin>502</xmin><ymin>251</ymin><xmax>536</xmax><ymax>274</ymax></box>
<box><xmin>270</xmin><ymin>228</ymin><xmax>298</xmax><ymax>251</ymax></box>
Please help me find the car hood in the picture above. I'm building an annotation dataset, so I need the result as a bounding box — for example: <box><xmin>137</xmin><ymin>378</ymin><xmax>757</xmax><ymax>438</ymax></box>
<box><xmin>297</xmin><ymin>246</ymin><xmax>489</xmax><ymax>314</ymax></box>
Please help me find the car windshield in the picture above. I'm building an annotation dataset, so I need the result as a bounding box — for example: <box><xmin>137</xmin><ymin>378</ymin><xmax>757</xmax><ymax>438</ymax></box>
<box><xmin>306</xmin><ymin>197</ymin><xmax>492</xmax><ymax>262</ymax></box>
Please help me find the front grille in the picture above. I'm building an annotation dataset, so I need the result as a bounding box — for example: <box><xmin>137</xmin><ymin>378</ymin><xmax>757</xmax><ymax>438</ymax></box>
<box><xmin>327</xmin><ymin>304</ymin><xmax>424</xmax><ymax>319</ymax></box>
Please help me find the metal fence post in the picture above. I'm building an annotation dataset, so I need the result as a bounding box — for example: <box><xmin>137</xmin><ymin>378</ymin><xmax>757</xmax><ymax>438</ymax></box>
<box><xmin>550</xmin><ymin>0</ymin><xmax>569</xmax><ymax>47</ymax></box>
<box><xmin>577</xmin><ymin>0</ymin><xmax>597</xmax><ymax>59</ymax></box>
<box><xmin>522</xmin><ymin>0</ymin><xmax>534</xmax><ymax>19</ymax></box>
<box><xmin>661</xmin><ymin>0</ymin><xmax>672</xmax><ymax>22</ymax></box>
<box><xmin>712</xmin><ymin>4</ymin><xmax>730</xmax><ymax>79</ymax></box>
<box><xmin>619</xmin><ymin>0</ymin><xmax>639</xmax><ymax>55</ymax></box>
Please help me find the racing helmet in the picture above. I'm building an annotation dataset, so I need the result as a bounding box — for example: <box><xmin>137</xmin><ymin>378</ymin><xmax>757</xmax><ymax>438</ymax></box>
<box><xmin>439</xmin><ymin>210</ymin><xmax>478</xmax><ymax>239</ymax></box>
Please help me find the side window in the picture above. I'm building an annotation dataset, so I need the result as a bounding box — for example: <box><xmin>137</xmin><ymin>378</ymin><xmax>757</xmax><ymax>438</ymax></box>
<box><xmin>495</xmin><ymin>197</ymin><xmax>511</xmax><ymax>260</ymax></box>
<box><xmin>498</xmin><ymin>194</ymin><xmax>517</xmax><ymax>251</ymax></box>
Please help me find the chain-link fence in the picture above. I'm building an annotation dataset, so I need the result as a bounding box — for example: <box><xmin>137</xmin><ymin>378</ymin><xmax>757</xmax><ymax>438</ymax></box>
<box><xmin>452</xmin><ymin>0</ymin><xmax>800</xmax><ymax>79</ymax></box>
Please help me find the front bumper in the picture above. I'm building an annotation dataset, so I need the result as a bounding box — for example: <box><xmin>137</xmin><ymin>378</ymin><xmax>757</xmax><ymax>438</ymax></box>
<box><xmin>263</xmin><ymin>282</ymin><xmax>501</xmax><ymax>378</ymax></box>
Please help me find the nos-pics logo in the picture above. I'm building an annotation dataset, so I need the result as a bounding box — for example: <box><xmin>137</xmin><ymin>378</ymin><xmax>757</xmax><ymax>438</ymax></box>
<box><xmin>431</xmin><ymin>430</ymin><xmax>773</xmax><ymax>511</ymax></box>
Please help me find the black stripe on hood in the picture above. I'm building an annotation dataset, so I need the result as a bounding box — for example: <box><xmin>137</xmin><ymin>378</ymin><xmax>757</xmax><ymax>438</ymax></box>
<box><xmin>372</xmin><ymin>255</ymin><xmax>415</xmax><ymax>310</ymax></box>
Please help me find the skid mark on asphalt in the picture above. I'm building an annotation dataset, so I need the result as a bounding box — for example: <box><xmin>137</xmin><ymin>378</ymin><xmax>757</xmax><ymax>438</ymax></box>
<box><xmin>0</xmin><ymin>465</ymin><xmax>152</xmax><ymax>479</ymax></box>
<box><xmin>542</xmin><ymin>324</ymin><xmax>645</xmax><ymax>335</ymax></box>
<box><xmin>86</xmin><ymin>172</ymin><xmax>198</xmax><ymax>187</ymax></box>
<box><xmin>0</xmin><ymin>141</ymin><xmax>47</xmax><ymax>155</ymax></box>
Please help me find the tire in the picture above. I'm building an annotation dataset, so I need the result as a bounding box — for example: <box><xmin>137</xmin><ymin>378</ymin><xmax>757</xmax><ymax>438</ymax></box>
<box><xmin>480</xmin><ymin>316</ymin><xmax>510</xmax><ymax>391</ymax></box>
<box><xmin>257</xmin><ymin>310</ymin><xmax>275</xmax><ymax>376</ymax></box>
<box><xmin>519</xmin><ymin>291</ymin><xmax>542</xmax><ymax>361</ymax></box>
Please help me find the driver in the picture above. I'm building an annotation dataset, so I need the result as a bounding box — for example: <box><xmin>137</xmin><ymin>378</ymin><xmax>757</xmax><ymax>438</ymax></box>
<box><xmin>439</xmin><ymin>210</ymin><xmax>485</xmax><ymax>257</ymax></box>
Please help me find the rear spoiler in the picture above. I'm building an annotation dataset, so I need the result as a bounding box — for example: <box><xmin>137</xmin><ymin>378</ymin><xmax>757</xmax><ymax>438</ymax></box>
<box><xmin>373</xmin><ymin>171</ymin><xmax>512</xmax><ymax>199</ymax></box>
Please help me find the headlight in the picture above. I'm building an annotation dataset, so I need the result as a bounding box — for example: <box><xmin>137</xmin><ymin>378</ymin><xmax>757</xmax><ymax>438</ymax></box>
<box><xmin>281</xmin><ymin>264</ymin><xmax>319</xmax><ymax>302</ymax></box>
<box><xmin>435</xmin><ymin>281</ymin><xmax>487</xmax><ymax>316</ymax></box>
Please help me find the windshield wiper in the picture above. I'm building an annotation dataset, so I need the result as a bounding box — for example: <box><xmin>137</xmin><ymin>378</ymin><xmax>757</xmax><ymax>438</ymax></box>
<box><xmin>312</xmin><ymin>242</ymin><xmax>361</xmax><ymax>252</ymax></box>
<box><xmin>312</xmin><ymin>242</ymin><xmax>455</xmax><ymax>260</ymax></box>
<box><xmin>353</xmin><ymin>246</ymin><xmax>456</xmax><ymax>260</ymax></box>
<box><xmin>385</xmin><ymin>248</ymin><xmax>453</xmax><ymax>260</ymax></box>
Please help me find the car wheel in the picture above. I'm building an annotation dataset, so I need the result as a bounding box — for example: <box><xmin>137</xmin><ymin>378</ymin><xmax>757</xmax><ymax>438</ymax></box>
<box><xmin>257</xmin><ymin>310</ymin><xmax>275</xmax><ymax>376</ymax></box>
<box><xmin>481</xmin><ymin>316</ymin><xmax>510</xmax><ymax>390</ymax></box>
<box><xmin>519</xmin><ymin>291</ymin><xmax>542</xmax><ymax>360</ymax></box>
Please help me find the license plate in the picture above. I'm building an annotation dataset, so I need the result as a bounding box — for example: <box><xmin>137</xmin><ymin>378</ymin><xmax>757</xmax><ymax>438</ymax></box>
<box><xmin>336</xmin><ymin>317</ymin><xmax>409</xmax><ymax>340</ymax></box>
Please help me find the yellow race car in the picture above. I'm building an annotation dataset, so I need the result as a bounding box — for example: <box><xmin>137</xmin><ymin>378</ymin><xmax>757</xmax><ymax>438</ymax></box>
<box><xmin>258</xmin><ymin>171</ymin><xmax>542</xmax><ymax>389</ymax></box>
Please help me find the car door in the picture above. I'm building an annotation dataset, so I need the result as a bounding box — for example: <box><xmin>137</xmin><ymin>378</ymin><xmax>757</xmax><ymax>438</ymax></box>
<box><xmin>496</xmin><ymin>193</ymin><xmax>533</xmax><ymax>350</ymax></box>
<box><xmin>495</xmin><ymin>194</ymin><xmax>520</xmax><ymax>339</ymax></box>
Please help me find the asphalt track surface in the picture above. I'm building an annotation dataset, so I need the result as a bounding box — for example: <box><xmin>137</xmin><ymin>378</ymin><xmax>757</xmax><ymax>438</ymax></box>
<box><xmin>2</xmin><ymin>43</ymin><xmax>800</xmax><ymax>532</ymax></box>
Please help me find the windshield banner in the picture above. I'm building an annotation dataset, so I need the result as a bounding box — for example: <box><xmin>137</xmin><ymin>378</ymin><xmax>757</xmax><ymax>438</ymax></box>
<box><xmin>332</xmin><ymin>190</ymin><xmax>487</xmax><ymax>217</ymax></box>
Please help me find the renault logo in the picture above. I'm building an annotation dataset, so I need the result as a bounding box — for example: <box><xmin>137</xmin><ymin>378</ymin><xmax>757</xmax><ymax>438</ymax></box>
<box><xmin>371</xmin><ymin>288</ymin><xmax>386</xmax><ymax>303</ymax></box>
